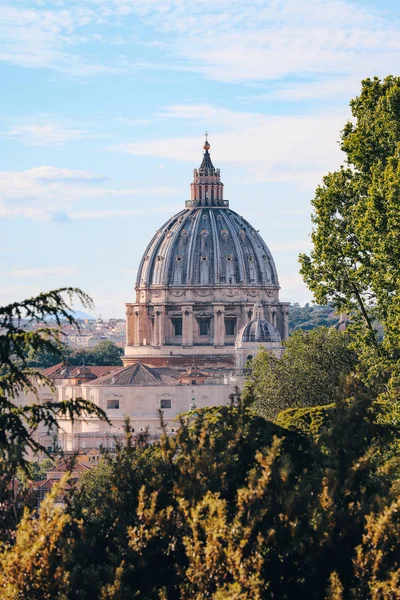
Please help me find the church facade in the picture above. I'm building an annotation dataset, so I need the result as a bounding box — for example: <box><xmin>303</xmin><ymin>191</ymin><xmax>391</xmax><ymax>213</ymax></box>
<box><xmin>124</xmin><ymin>138</ymin><xmax>288</xmax><ymax>371</ymax></box>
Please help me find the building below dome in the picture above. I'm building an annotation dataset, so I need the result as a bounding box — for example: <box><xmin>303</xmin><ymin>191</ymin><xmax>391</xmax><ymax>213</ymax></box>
<box><xmin>124</xmin><ymin>138</ymin><xmax>288</xmax><ymax>370</ymax></box>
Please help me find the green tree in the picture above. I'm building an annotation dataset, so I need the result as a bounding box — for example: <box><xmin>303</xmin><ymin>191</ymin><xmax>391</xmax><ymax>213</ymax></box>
<box><xmin>299</xmin><ymin>76</ymin><xmax>400</xmax><ymax>387</ymax></box>
<box><xmin>244</xmin><ymin>327</ymin><xmax>357</xmax><ymax>419</ymax></box>
<box><xmin>2</xmin><ymin>386</ymin><xmax>398</xmax><ymax>599</ymax></box>
<box><xmin>0</xmin><ymin>288</ymin><xmax>107</xmax><ymax>476</ymax></box>
<box><xmin>69</xmin><ymin>340</ymin><xmax>123</xmax><ymax>366</ymax></box>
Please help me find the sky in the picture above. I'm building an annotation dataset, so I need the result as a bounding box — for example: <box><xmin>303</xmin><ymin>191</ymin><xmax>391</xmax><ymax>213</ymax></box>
<box><xmin>1</xmin><ymin>0</ymin><xmax>400</xmax><ymax>318</ymax></box>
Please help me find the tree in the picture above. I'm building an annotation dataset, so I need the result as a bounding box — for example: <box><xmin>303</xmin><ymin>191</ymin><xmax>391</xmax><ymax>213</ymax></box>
<box><xmin>1</xmin><ymin>386</ymin><xmax>399</xmax><ymax>599</ymax></box>
<box><xmin>0</xmin><ymin>288</ymin><xmax>107</xmax><ymax>476</ymax></box>
<box><xmin>244</xmin><ymin>327</ymin><xmax>357</xmax><ymax>419</ymax></box>
<box><xmin>69</xmin><ymin>340</ymin><xmax>123</xmax><ymax>366</ymax></box>
<box><xmin>299</xmin><ymin>76</ymin><xmax>400</xmax><ymax>387</ymax></box>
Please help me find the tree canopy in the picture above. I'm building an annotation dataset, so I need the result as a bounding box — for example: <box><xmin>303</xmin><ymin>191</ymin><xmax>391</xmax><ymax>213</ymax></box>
<box><xmin>0</xmin><ymin>288</ymin><xmax>106</xmax><ymax>475</ymax></box>
<box><xmin>300</xmin><ymin>76</ymin><xmax>400</xmax><ymax>387</ymax></box>
<box><xmin>244</xmin><ymin>327</ymin><xmax>357</xmax><ymax>419</ymax></box>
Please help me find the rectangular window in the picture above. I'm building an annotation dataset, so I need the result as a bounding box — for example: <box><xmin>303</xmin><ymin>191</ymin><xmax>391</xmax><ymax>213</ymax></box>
<box><xmin>225</xmin><ymin>318</ymin><xmax>236</xmax><ymax>336</ymax></box>
<box><xmin>160</xmin><ymin>398</ymin><xmax>171</xmax><ymax>409</ymax></box>
<box><xmin>107</xmin><ymin>399</ymin><xmax>119</xmax><ymax>409</ymax></box>
<box><xmin>172</xmin><ymin>318</ymin><xmax>182</xmax><ymax>336</ymax></box>
<box><xmin>199</xmin><ymin>320</ymin><xmax>209</xmax><ymax>336</ymax></box>
<box><xmin>192</xmin><ymin>380</ymin><xmax>197</xmax><ymax>385</ymax></box>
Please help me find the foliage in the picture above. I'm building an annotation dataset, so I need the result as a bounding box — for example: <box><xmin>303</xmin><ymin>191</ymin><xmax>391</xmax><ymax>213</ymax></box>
<box><xmin>26</xmin><ymin>458</ymin><xmax>56</xmax><ymax>482</ymax></box>
<box><xmin>0</xmin><ymin>481</ymin><xmax>74</xmax><ymax>599</ymax></box>
<box><xmin>275</xmin><ymin>402</ymin><xmax>335</xmax><ymax>438</ymax></box>
<box><xmin>0</xmin><ymin>288</ymin><xmax>107</xmax><ymax>478</ymax></box>
<box><xmin>244</xmin><ymin>327</ymin><xmax>357</xmax><ymax>419</ymax></box>
<box><xmin>68</xmin><ymin>340</ymin><xmax>123</xmax><ymax>366</ymax></box>
<box><xmin>289</xmin><ymin>302</ymin><xmax>340</xmax><ymax>331</ymax></box>
<box><xmin>1</xmin><ymin>384</ymin><xmax>399</xmax><ymax>599</ymax></box>
<box><xmin>299</xmin><ymin>76</ymin><xmax>400</xmax><ymax>387</ymax></box>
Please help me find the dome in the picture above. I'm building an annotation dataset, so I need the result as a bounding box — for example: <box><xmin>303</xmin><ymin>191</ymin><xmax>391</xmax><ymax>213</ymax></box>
<box><xmin>236</xmin><ymin>318</ymin><xmax>281</xmax><ymax>346</ymax></box>
<box><xmin>124</xmin><ymin>138</ymin><xmax>288</xmax><ymax>371</ymax></box>
<box><xmin>136</xmin><ymin>207</ymin><xmax>278</xmax><ymax>288</ymax></box>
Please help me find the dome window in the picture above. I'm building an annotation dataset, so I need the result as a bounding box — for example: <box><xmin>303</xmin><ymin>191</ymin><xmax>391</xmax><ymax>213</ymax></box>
<box><xmin>176</xmin><ymin>255</ymin><xmax>183</xmax><ymax>263</ymax></box>
<box><xmin>226</xmin><ymin>255</ymin><xmax>233</xmax><ymax>262</ymax></box>
<box><xmin>157</xmin><ymin>255</ymin><xmax>163</xmax><ymax>262</ymax></box>
<box><xmin>201</xmin><ymin>255</ymin><xmax>208</xmax><ymax>261</ymax></box>
<box><xmin>248</xmin><ymin>255</ymin><xmax>254</xmax><ymax>262</ymax></box>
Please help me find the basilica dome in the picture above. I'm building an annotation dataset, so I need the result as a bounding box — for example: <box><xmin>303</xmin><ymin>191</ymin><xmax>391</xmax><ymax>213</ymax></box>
<box><xmin>136</xmin><ymin>140</ymin><xmax>278</xmax><ymax>289</ymax></box>
<box><xmin>124</xmin><ymin>138</ymin><xmax>288</xmax><ymax>370</ymax></box>
<box><xmin>136</xmin><ymin>207</ymin><xmax>278</xmax><ymax>288</ymax></box>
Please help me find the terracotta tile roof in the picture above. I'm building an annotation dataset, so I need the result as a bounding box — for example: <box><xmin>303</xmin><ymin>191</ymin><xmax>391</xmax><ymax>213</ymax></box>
<box><xmin>47</xmin><ymin>460</ymin><xmax>92</xmax><ymax>474</ymax></box>
<box><xmin>88</xmin><ymin>362</ymin><xmax>180</xmax><ymax>386</ymax></box>
<box><xmin>42</xmin><ymin>363</ymin><xmax>123</xmax><ymax>379</ymax></box>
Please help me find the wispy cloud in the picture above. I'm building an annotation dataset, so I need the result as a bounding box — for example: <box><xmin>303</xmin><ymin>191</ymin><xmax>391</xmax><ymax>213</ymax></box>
<box><xmin>3</xmin><ymin>124</ymin><xmax>104</xmax><ymax>146</ymax></box>
<box><xmin>0</xmin><ymin>166</ymin><xmax>179</xmax><ymax>221</ymax></box>
<box><xmin>1</xmin><ymin>0</ymin><xmax>400</xmax><ymax>97</ymax></box>
<box><xmin>114</xmin><ymin>103</ymin><xmax>347</xmax><ymax>187</ymax></box>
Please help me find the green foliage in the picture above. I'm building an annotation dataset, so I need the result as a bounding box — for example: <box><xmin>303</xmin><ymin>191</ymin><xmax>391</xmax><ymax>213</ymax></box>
<box><xmin>299</xmin><ymin>76</ymin><xmax>400</xmax><ymax>387</ymax></box>
<box><xmin>26</xmin><ymin>458</ymin><xmax>56</xmax><ymax>482</ymax></box>
<box><xmin>275</xmin><ymin>403</ymin><xmax>335</xmax><ymax>438</ymax></box>
<box><xmin>1</xmin><ymin>385</ymin><xmax>399</xmax><ymax>599</ymax></box>
<box><xmin>244</xmin><ymin>327</ymin><xmax>357</xmax><ymax>419</ymax></box>
<box><xmin>0</xmin><ymin>289</ymin><xmax>108</xmax><ymax>478</ymax></box>
<box><xmin>289</xmin><ymin>302</ymin><xmax>340</xmax><ymax>331</ymax></box>
<box><xmin>68</xmin><ymin>340</ymin><xmax>123</xmax><ymax>366</ymax></box>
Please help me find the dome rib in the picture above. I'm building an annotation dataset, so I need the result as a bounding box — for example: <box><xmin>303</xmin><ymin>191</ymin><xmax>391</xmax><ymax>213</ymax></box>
<box><xmin>237</xmin><ymin>318</ymin><xmax>281</xmax><ymax>345</ymax></box>
<box><xmin>136</xmin><ymin>207</ymin><xmax>279</xmax><ymax>289</ymax></box>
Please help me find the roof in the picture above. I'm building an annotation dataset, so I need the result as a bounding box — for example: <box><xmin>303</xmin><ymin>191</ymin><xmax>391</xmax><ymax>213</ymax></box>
<box><xmin>88</xmin><ymin>362</ymin><xmax>181</xmax><ymax>386</ymax></box>
<box><xmin>236</xmin><ymin>319</ymin><xmax>281</xmax><ymax>346</ymax></box>
<box><xmin>136</xmin><ymin>207</ymin><xmax>279</xmax><ymax>288</ymax></box>
<box><xmin>181</xmin><ymin>365</ymin><xmax>208</xmax><ymax>377</ymax></box>
<box><xmin>199</xmin><ymin>148</ymin><xmax>216</xmax><ymax>174</ymax></box>
<box><xmin>42</xmin><ymin>363</ymin><xmax>123</xmax><ymax>380</ymax></box>
<box><xmin>46</xmin><ymin>460</ymin><xmax>92</xmax><ymax>474</ymax></box>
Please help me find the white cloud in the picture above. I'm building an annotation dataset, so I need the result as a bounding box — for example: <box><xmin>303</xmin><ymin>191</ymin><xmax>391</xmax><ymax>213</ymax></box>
<box><xmin>7</xmin><ymin>266</ymin><xmax>78</xmax><ymax>278</ymax></box>
<box><xmin>3</xmin><ymin>124</ymin><xmax>103</xmax><ymax>146</ymax></box>
<box><xmin>114</xmin><ymin>103</ymin><xmax>348</xmax><ymax>186</ymax></box>
<box><xmin>1</xmin><ymin>0</ymin><xmax>400</xmax><ymax>97</ymax></box>
<box><xmin>0</xmin><ymin>166</ymin><xmax>179</xmax><ymax>221</ymax></box>
<box><xmin>0</xmin><ymin>5</ymin><xmax>122</xmax><ymax>76</ymax></box>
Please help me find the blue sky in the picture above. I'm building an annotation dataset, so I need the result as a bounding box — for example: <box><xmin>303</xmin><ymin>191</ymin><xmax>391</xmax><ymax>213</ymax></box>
<box><xmin>1</xmin><ymin>0</ymin><xmax>400</xmax><ymax>317</ymax></box>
